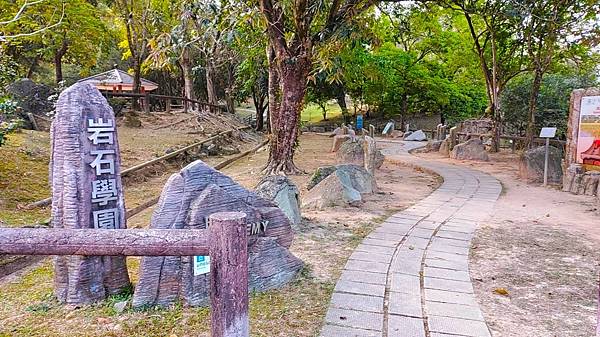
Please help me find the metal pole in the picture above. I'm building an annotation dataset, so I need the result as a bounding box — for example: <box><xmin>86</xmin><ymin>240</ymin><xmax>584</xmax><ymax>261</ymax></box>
<box><xmin>543</xmin><ymin>137</ymin><xmax>550</xmax><ymax>186</ymax></box>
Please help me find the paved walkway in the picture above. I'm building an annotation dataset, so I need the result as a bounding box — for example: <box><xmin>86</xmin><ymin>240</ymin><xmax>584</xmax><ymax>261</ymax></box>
<box><xmin>320</xmin><ymin>141</ymin><xmax>502</xmax><ymax>337</ymax></box>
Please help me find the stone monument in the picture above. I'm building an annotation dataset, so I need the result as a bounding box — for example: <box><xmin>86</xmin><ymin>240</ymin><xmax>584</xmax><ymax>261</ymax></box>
<box><xmin>50</xmin><ymin>83</ymin><xmax>130</xmax><ymax>304</ymax></box>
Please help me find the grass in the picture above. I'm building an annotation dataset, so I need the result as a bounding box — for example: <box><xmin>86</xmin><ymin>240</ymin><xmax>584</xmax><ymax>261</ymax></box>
<box><xmin>0</xmin><ymin>130</ymin><xmax>51</xmax><ymax>227</ymax></box>
<box><xmin>301</xmin><ymin>103</ymin><xmax>343</xmax><ymax>124</ymax></box>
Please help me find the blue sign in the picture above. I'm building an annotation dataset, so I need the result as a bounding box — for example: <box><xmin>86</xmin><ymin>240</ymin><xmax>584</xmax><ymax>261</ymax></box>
<box><xmin>356</xmin><ymin>115</ymin><xmax>363</xmax><ymax>130</ymax></box>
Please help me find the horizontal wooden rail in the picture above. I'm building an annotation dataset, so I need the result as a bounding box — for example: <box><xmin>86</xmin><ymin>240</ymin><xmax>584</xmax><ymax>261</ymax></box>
<box><xmin>0</xmin><ymin>228</ymin><xmax>209</xmax><ymax>256</ymax></box>
<box><xmin>456</xmin><ymin>132</ymin><xmax>566</xmax><ymax>146</ymax></box>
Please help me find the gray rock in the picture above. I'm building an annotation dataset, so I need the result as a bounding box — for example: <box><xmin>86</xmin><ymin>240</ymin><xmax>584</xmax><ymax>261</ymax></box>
<box><xmin>220</xmin><ymin>145</ymin><xmax>240</xmax><ymax>156</ymax></box>
<box><xmin>450</xmin><ymin>138</ymin><xmax>489</xmax><ymax>161</ymax></box>
<box><xmin>363</xmin><ymin>136</ymin><xmax>381</xmax><ymax>174</ymax></box>
<box><xmin>50</xmin><ymin>83</ymin><xmax>130</xmax><ymax>305</ymax></box>
<box><xmin>439</xmin><ymin>139</ymin><xmax>450</xmax><ymax>156</ymax></box>
<box><xmin>519</xmin><ymin>146</ymin><xmax>563</xmax><ymax>184</ymax></box>
<box><xmin>307</xmin><ymin>166</ymin><xmax>338</xmax><ymax>190</ymax></box>
<box><xmin>311</xmin><ymin>126</ymin><xmax>326</xmax><ymax>133</ymax></box>
<box><xmin>132</xmin><ymin>160</ymin><xmax>299</xmax><ymax>308</ymax></box>
<box><xmin>302</xmin><ymin>164</ymin><xmax>376</xmax><ymax>209</ymax></box>
<box><xmin>426</xmin><ymin>140</ymin><xmax>443</xmax><ymax>152</ymax></box>
<box><xmin>337</xmin><ymin>138</ymin><xmax>365</xmax><ymax>166</ymax></box>
<box><xmin>255</xmin><ymin>176</ymin><xmax>301</xmax><ymax>228</ymax></box>
<box><xmin>404</xmin><ymin>129</ymin><xmax>427</xmax><ymax>141</ymax></box>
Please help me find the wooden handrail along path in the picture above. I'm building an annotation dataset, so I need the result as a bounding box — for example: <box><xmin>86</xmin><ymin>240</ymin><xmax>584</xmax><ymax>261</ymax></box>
<box><xmin>0</xmin><ymin>212</ymin><xmax>250</xmax><ymax>337</ymax></box>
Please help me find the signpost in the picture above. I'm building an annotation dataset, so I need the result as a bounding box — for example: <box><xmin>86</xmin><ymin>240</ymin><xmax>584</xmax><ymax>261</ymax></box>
<box><xmin>540</xmin><ymin>127</ymin><xmax>557</xmax><ymax>186</ymax></box>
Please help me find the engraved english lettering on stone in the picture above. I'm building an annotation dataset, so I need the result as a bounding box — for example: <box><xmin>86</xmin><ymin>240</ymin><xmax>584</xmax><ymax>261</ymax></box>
<box><xmin>90</xmin><ymin>149</ymin><xmax>115</xmax><ymax>175</ymax></box>
<box><xmin>87</xmin><ymin>118</ymin><xmax>115</xmax><ymax>145</ymax></box>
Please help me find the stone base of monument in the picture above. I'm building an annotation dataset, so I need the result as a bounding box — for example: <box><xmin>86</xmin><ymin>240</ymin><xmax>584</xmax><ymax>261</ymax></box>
<box><xmin>563</xmin><ymin>164</ymin><xmax>600</xmax><ymax>196</ymax></box>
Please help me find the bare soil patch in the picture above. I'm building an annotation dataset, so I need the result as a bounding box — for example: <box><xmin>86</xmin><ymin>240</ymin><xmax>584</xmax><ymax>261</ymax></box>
<box><xmin>417</xmin><ymin>150</ymin><xmax>599</xmax><ymax>337</ymax></box>
<box><xmin>0</xmin><ymin>134</ymin><xmax>439</xmax><ymax>336</ymax></box>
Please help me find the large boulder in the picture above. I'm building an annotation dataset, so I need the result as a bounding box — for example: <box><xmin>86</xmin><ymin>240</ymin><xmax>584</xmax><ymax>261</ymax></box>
<box><xmin>255</xmin><ymin>176</ymin><xmax>302</xmax><ymax>228</ymax></box>
<box><xmin>519</xmin><ymin>146</ymin><xmax>563</xmax><ymax>184</ymax></box>
<box><xmin>336</xmin><ymin>138</ymin><xmax>365</xmax><ymax>165</ymax></box>
<box><xmin>302</xmin><ymin>164</ymin><xmax>376</xmax><ymax>209</ymax></box>
<box><xmin>307</xmin><ymin>166</ymin><xmax>338</xmax><ymax>190</ymax></box>
<box><xmin>450</xmin><ymin>138</ymin><xmax>489</xmax><ymax>161</ymax></box>
<box><xmin>132</xmin><ymin>160</ymin><xmax>302</xmax><ymax>308</ymax></box>
<box><xmin>404</xmin><ymin>129</ymin><xmax>427</xmax><ymax>141</ymax></box>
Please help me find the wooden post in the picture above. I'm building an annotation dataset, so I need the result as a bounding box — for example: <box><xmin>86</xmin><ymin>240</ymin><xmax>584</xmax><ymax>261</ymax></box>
<box><xmin>184</xmin><ymin>99</ymin><xmax>189</xmax><ymax>113</ymax></box>
<box><xmin>144</xmin><ymin>93</ymin><xmax>150</xmax><ymax>113</ymax></box>
<box><xmin>209</xmin><ymin>212</ymin><xmax>249</xmax><ymax>337</ymax></box>
<box><xmin>166</xmin><ymin>99</ymin><xmax>171</xmax><ymax>113</ymax></box>
<box><xmin>27</xmin><ymin>113</ymin><xmax>39</xmax><ymax>131</ymax></box>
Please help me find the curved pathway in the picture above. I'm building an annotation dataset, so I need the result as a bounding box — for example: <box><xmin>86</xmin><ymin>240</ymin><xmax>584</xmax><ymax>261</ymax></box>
<box><xmin>320</xmin><ymin>141</ymin><xmax>502</xmax><ymax>337</ymax></box>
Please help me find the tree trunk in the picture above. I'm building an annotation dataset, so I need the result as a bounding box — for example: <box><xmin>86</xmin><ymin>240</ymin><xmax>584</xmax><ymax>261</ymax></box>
<box><xmin>181</xmin><ymin>48</ymin><xmax>195</xmax><ymax>112</ymax></box>
<box><xmin>525</xmin><ymin>68</ymin><xmax>544</xmax><ymax>149</ymax></box>
<box><xmin>206</xmin><ymin>61</ymin><xmax>218</xmax><ymax>112</ymax></box>
<box><xmin>263</xmin><ymin>56</ymin><xmax>309</xmax><ymax>175</ymax></box>
<box><xmin>54</xmin><ymin>41</ymin><xmax>68</xmax><ymax>84</ymax></box>
<box><xmin>336</xmin><ymin>87</ymin><xmax>349</xmax><ymax>125</ymax></box>
<box><xmin>132</xmin><ymin>58</ymin><xmax>142</xmax><ymax>111</ymax></box>
<box><xmin>225</xmin><ymin>63</ymin><xmax>236</xmax><ymax>114</ymax></box>
<box><xmin>252</xmin><ymin>86</ymin><xmax>266</xmax><ymax>132</ymax></box>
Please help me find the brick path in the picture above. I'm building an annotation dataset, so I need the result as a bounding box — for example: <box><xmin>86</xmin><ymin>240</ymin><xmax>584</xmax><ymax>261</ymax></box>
<box><xmin>320</xmin><ymin>141</ymin><xmax>501</xmax><ymax>337</ymax></box>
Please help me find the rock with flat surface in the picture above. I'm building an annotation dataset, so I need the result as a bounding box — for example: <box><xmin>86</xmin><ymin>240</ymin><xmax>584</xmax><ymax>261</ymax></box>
<box><xmin>337</xmin><ymin>138</ymin><xmax>365</xmax><ymax>165</ymax></box>
<box><xmin>132</xmin><ymin>160</ymin><xmax>300</xmax><ymax>308</ymax></box>
<box><xmin>307</xmin><ymin>166</ymin><xmax>338</xmax><ymax>190</ymax></box>
<box><xmin>302</xmin><ymin>164</ymin><xmax>376</xmax><ymax>209</ymax></box>
<box><xmin>450</xmin><ymin>138</ymin><xmax>489</xmax><ymax>161</ymax></box>
<box><xmin>519</xmin><ymin>146</ymin><xmax>563</xmax><ymax>184</ymax></box>
<box><xmin>255</xmin><ymin>176</ymin><xmax>301</xmax><ymax>228</ymax></box>
<box><xmin>404</xmin><ymin>129</ymin><xmax>427</xmax><ymax>141</ymax></box>
<box><xmin>426</xmin><ymin>140</ymin><xmax>443</xmax><ymax>152</ymax></box>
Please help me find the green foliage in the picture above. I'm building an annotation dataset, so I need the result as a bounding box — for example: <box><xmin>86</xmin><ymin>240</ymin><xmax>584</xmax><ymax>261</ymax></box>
<box><xmin>0</xmin><ymin>98</ymin><xmax>22</xmax><ymax>147</ymax></box>
<box><xmin>500</xmin><ymin>72</ymin><xmax>598</xmax><ymax>138</ymax></box>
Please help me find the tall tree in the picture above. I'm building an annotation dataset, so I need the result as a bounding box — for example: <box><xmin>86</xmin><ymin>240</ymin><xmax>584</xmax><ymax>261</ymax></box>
<box><xmin>258</xmin><ymin>0</ymin><xmax>393</xmax><ymax>174</ymax></box>
<box><xmin>441</xmin><ymin>0</ymin><xmax>528</xmax><ymax>151</ymax></box>
<box><xmin>509</xmin><ymin>0</ymin><xmax>600</xmax><ymax>147</ymax></box>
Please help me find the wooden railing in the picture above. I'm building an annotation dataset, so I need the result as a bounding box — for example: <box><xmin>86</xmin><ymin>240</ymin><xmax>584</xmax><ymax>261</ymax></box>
<box><xmin>104</xmin><ymin>91</ymin><xmax>228</xmax><ymax>114</ymax></box>
<box><xmin>0</xmin><ymin>212</ymin><xmax>250</xmax><ymax>337</ymax></box>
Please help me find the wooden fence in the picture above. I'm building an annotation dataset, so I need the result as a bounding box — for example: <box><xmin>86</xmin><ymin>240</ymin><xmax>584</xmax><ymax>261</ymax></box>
<box><xmin>0</xmin><ymin>211</ymin><xmax>250</xmax><ymax>337</ymax></box>
<box><xmin>104</xmin><ymin>92</ymin><xmax>228</xmax><ymax>114</ymax></box>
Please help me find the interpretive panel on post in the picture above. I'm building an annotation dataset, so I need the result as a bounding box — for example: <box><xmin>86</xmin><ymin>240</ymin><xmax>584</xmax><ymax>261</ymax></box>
<box><xmin>576</xmin><ymin>96</ymin><xmax>600</xmax><ymax>168</ymax></box>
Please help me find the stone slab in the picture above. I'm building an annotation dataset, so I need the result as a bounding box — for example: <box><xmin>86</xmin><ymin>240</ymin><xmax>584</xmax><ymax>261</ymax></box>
<box><xmin>387</xmin><ymin>315</ymin><xmax>426</xmax><ymax>337</ymax></box>
<box><xmin>331</xmin><ymin>292</ymin><xmax>384</xmax><ymax>313</ymax></box>
<box><xmin>335</xmin><ymin>279</ymin><xmax>386</xmax><ymax>297</ymax></box>
<box><xmin>320</xmin><ymin>324</ymin><xmax>381</xmax><ymax>337</ymax></box>
<box><xmin>425</xmin><ymin>301</ymin><xmax>485</xmax><ymax>321</ymax></box>
<box><xmin>340</xmin><ymin>270</ymin><xmax>388</xmax><ymax>285</ymax></box>
<box><xmin>425</xmin><ymin>289</ymin><xmax>478</xmax><ymax>306</ymax></box>
<box><xmin>388</xmin><ymin>291</ymin><xmax>422</xmax><ymax>317</ymax></box>
<box><xmin>325</xmin><ymin>307</ymin><xmax>383</xmax><ymax>331</ymax></box>
<box><xmin>428</xmin><ymin>315</ymin><xmax>491</xmax><ymax>337</ymax></box>
<box><xmin>424</xmin><ymin>277</ymin><xmax>473</xmax><ymax>294</ymax></box>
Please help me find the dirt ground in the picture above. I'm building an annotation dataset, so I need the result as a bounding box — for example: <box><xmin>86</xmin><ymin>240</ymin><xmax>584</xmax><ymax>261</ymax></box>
<box><xmin>0</xmin><ymin>132</ymin><xmax>438</xmax><ymax>336</ymax></box>
<box><xmin>417</xmin><ymin>150</ymin><xmax>600</xmax><ymax>337</ymax></box>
